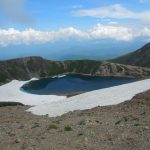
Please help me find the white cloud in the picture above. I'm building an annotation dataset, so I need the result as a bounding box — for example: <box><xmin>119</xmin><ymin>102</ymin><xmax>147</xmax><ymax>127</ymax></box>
<box><xmin>0</xmin><ymin>24</ymin><xmax>150</xmax><ymax>46</ymax></box>
<box><xmin>73</xmin><ymin>4</ymin><xmax>150</xmax><ymax>23</ymax></box>
<box><xmin>139</xmin><ymin>27</ymin><xmax>150</xmax><ymax>36</ymax></box>
<box><xmin>89</xmin><ymin>24</ymin><xmax>135</xmax><ymax>41</ymax></box>
<box><xmin>0</xmin><ymin>27</ymin><xmax>87</xmax><ymax>46</ymax></box>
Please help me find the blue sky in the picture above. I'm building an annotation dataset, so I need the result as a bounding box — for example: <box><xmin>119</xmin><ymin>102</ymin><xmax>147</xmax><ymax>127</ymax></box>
<box><xmin>0</xmin><ymin>0</ymin><xmax>150</xmax><ymax>60</ymax></box>
<box><xmin>2</xmin><ymin>0</ymin><xmax>150</xmax><ymax>29</ymax></box>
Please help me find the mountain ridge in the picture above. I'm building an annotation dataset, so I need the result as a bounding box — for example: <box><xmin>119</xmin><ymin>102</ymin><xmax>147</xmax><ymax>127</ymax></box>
<box><xmin>111</xmin><ymin>43</ymin><xmax>150</xmax><ymax>68</ymax></box>
<box><xmin>0</xmin><ymin>56</ymin><xmax>150</xmax><ymax>85</ymax></box>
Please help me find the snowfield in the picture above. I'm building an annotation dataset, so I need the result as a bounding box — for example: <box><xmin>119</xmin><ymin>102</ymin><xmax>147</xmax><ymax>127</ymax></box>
<box><xmin>0</xmin><ymin>79</ymin><xmax>66</xmax><ymax>106</ymax></box>
<box><xmin>0</xmin><ymin>78</ymin><xmax>150</xmax><ymax>117</ymax></box>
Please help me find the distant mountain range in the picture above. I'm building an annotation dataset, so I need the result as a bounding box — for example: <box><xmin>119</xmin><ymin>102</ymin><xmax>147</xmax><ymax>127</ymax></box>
<box><xmin>111</xmin><ymin>43</ymin><xmax>150</xmax><ymax>68</ymax></box>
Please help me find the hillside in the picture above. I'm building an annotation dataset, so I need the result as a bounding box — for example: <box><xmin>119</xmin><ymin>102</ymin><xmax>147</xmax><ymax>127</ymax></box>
<box><xmin>0</xmin><ymin>90</ymin><xmax>150</xmax><ymax>150</ymax></box>
<box><xmin>0</xmin><ymin>56</ymin><xmax>150</xmax><ymax>84</ymax></box>
<box><xmin>112</xmin><ymin>43</ymin><xmax>150</xmax><ymax>68</ymax></box>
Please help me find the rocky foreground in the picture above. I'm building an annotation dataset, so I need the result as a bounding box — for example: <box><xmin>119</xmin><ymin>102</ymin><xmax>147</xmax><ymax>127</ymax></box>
<box><xmin>0</xmin><ymin>90</ymin><xmax>150</xmax><ymax>150</ymax></box>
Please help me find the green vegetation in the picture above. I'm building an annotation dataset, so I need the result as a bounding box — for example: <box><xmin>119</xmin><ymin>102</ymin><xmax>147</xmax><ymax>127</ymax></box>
<box><xmin>40</xmin><ymin>70</ymin><xmax>47</xmax><ymax>77</ymax></box>
<box><xmin>0</xmin><ymin>102</ymin><xmax>24</xmax><ymax>107</ymax></box>
<box><xmin>133</xmin><ymin>123</ymin><xmax>140</xmax><ymax>126</ymax></box>
<box><xmin>0</xmin><ymin>56</ymin><xmax>150</xmax><ymax>85</ymax></box>
<box><xmin>64</xmin><ymin>125</ymin><xmax>72</xmax><ymax>131</ymax></box>
<box><xmin>140</xmin><ymin>112</ymin><xmax>146</xmax><ymax>115</ymax></box>
<box><xmin>32</xmin><ymin>122</ymin><xmax>40</xmax><ymax>128</ymax></box>
<box><xmin>107</xmin><ymin>63</ymin><xmax>113</xmax><ymax>73</ymax></box>
<box><xmin>8</xmin><ymin>67</ymin><xmax>19</xmax><ymax>78</ymax></box>
<box><xmin>0</xmin><ymin>74</ymin><xmax>8</xmax><ymax>82</ymax></box>
<box><xmin>47</xmin><ymin>62</ymin><xmax>65</xmax><ymax>76</ymax></box>
<box><xmin>78</xmin><ymin>120</ymin><xmax>86</xmax><ymax>125</ymax></box>
<box><xmin>123</xmin><ymin>116</ymin><xmax>128</xmax><ymax>122</ymax></box>
<box><xmin>78</xmin><ymin>133</ymin><xmax>83</xmax><ymax>136</ymax></box>
<box><xmin>47</xmin><ymin>124</ymin><xmax>59</xmax><ymax>130</ymax></box>
<box><xmin>115</xmin><ymin>120</ymin><xmax>122</xmax><ymax>125</ymax></box>
<box><xmin>116</xmin><ymin>65</ymin><xmax>123</xmax><ymax>72</ymax></box>
<box><xmin>115</xmin><ymin>116</ymin><xmax>128</xmax><ymax>125</ymax></box>
<box><xmin>65</xmin><ymin>60</ymin><xmax>101</xmax><ymax>74</ymax></box>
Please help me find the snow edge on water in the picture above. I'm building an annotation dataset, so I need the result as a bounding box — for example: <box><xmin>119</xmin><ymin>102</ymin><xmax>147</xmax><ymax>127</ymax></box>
<box><xmin>0</xmin><ymin>78</ymin><xmax>150</xmax><ymax>117</ymax></box>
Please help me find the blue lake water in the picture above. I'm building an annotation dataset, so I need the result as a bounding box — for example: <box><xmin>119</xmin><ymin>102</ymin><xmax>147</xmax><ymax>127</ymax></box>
<box><xmin>21</xmin><ymin>75</ymin><xmax>137</xmax><ymax>95</ymax></box>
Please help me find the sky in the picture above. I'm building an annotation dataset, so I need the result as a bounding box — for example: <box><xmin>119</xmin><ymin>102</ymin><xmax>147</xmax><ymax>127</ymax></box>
<box><xmin>0</xmin><ymin>0</ymin><xmax>150</xmax><ymax>60</ymax></box>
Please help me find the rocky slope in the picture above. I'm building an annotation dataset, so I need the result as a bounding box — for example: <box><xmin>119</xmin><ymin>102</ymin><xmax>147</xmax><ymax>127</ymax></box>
<box><xmin>0</xmin><ymin>90</ymin><xmax>149</xmax><ymax>150</ymax></box>
<box><xmin>1</xmin><ymin>56</ymin><xmax>150</xmax><ymax>84</ymax></box>
<box><xmin>112</xmin><ymin>43</ymin><xmax>150</xmax><ymax>68</ymax></box>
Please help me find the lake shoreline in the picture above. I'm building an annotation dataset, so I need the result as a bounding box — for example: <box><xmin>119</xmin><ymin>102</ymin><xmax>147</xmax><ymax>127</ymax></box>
<box><xmin>0</xmin><ymin>77</ymin><xmax>150</xmax><ymax>117</ymax></box>
<box><xmin>21</xmin><ymin>74</ymin><xmax>137</xmax><ymax>95</ymax></box>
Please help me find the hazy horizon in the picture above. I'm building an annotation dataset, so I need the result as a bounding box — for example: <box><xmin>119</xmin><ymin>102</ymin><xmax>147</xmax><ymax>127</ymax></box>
<box><xmin>0</xmin><ymin>0</ymin><xmax>150</xmax><ymax>60</ymax></box>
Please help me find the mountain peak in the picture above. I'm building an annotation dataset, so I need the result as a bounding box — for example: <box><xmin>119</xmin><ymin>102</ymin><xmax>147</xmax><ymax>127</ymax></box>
<box><xmin>112</xmin><ymin>43</ymin><xmax>150</xmax><ymax>68</ymax></box>
<box><xmin>142</xmin><ymin>42</ymin><xmax>150</xmax><ymax>49</ymax></box>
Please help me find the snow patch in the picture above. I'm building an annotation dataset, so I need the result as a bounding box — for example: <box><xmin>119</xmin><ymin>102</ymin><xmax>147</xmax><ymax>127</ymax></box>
<box><xmin>52</xmin><ymin>74</ymin><xmax>66</xmax><ymax>78</ymax></box>
<box><xmin>0</xmin><ymin>79</ymin><xmax>66</xmax><ymax>106</ymax></box>
<box><xmin>27</xmin><ymin>79</ymin><xmax>150</xmax><ymax>117</ymax></box>
<box><xmin>0</xmin><ymin>78</ymin><xmax>150</xmax><ymax>117</ymax></box>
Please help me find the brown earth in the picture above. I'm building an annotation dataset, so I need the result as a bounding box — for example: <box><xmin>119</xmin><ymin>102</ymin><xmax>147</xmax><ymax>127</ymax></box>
<box><xmin>0</xmin><ymin>90</ymin><xmax>150</xmax><ymax>150</ymax></box>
